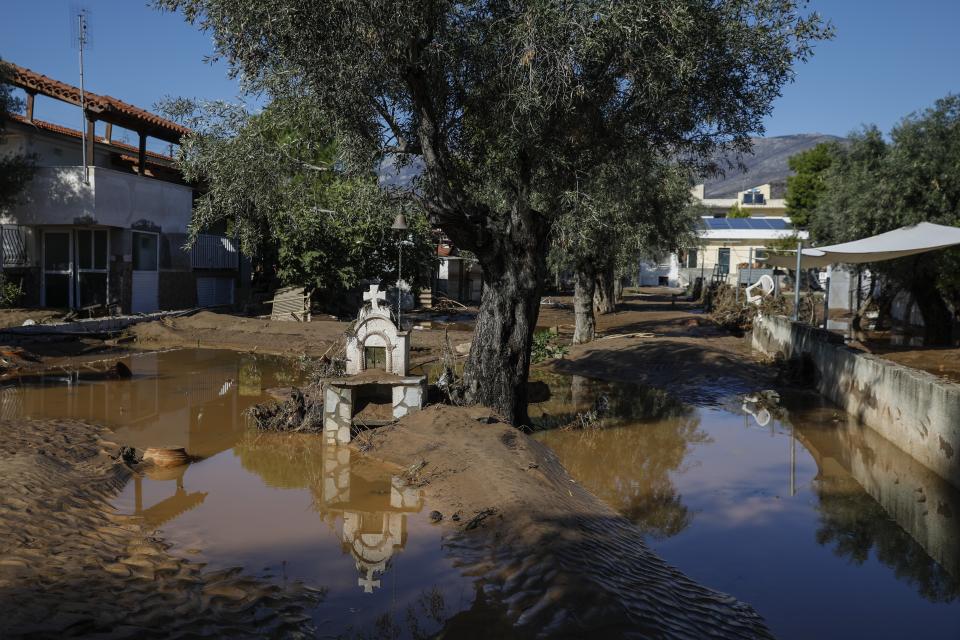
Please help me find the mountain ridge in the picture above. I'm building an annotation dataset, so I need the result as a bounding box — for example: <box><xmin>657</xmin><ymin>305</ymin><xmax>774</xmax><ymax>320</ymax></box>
<box><xmin>702</xmin><ymin>133</ymin><xmax>845</xmax><ymax>198</ymax></box>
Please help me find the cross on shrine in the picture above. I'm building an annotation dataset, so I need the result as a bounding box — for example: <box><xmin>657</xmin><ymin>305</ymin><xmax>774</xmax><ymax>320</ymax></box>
<box><xmin>363</xmin><ymin>284</ymin><xmax>387</xmax><ymax>312</ymax></box>
<box><xmin>359</xmin><ymin>574</ymin><xmax>381</xmax><ymax>593</ymax></box>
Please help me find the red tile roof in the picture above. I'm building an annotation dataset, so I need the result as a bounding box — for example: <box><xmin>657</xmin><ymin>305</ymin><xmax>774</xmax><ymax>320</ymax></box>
<box><xmin>9</xmin><ymin>63</ymin><xmax>191</xmax><ymax>144</ymax></box>
<box><xmin>7</xmin><ymin>113</ymin><xmax>175</xmax><ymax>162</ymax></box>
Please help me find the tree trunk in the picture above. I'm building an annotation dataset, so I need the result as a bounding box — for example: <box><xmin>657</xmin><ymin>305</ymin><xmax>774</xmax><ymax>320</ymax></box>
<box><xmin>460</xmin><ymin>218</ymin><xmax>550</xmax><ymax>426</ymax></box>
<box><xmin>593</xmin><ymin>260</ymin><xmax>617</xmax><ymax>314</ymax></box>
<box><xmin>573</xmin><ymin>268</ymin><xmax>597</xmax><ymax>345</ymax></box>
<box><xmin>912</xmin><ymin>282</ymin><xmax>953</xmax><ymax>345</ymax></box>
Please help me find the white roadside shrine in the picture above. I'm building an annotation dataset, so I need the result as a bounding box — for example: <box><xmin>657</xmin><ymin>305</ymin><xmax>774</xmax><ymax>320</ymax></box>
<box><xmin>322</xmin><ymin>284</ymin><xmax>426</xmax><ymax>445</ymax></box>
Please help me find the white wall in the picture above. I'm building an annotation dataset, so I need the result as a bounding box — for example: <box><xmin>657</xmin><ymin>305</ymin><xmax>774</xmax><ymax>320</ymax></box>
<box><xmin>3</xmin><ymin>166</ymin><xmax>193</xmax><ymax>234</ymax></box>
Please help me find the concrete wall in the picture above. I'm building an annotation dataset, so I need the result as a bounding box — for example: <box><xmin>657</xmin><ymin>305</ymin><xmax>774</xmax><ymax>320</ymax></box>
<box><xmin>752</xmin><ymin>314</ymin><xmax>960</xmax><ymax>490</ymax></box>
<box><xmin>3</xmin><ymin>167</ymin><xmax>193</xmax><ymax>234</ymax></box>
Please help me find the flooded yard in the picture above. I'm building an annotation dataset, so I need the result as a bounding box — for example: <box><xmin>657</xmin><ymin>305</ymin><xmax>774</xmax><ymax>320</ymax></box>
<box><xmin>2</xmin><ymin>350</ymin><xmax>487</xmax><ymax>639</ymax></box>
<box><xmin>531</xmin><ymin>374</ymin><xmax>960</xmax><ymax>639</ymax></box>
<box><xmin>3</xmin><ymin>348</ymin><xmax>958</xmax><ymax>638</ymax></box>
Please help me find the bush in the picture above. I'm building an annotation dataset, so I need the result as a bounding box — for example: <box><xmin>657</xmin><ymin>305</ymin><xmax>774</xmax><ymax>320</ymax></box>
<box><xmin>0</xmin><ymin>274</ymin><xmax>23</xmax><ymax>308</ymax></box>
<box><xmin>531</xmin><ymin>329</ymin><xmax>568</xmax><ymax>364</ymax></box>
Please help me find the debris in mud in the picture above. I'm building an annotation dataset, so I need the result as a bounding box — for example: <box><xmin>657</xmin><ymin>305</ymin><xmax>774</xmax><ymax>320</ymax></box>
<box><xmin>247</xmin><ymin>387</ymin><xmax>323</xmax><ymax>433</ymax></box>
<box><xmin>116</xmin><ymin>445</ymin><xmax>142</xmax><ymax>466</ymax></box>
<box><xmin>429</xmin><ymin>510</ymin><xmax>444</xmax><ymax>522</ymax></box>
<box><xmin>402</xmin><ymin>459</ymin><xmax>429</xmax><ymax>485</ymax></box>
<box><xmin>562</xmin><ymin>393</ymin><xmax>610</xmax><ymax>430</ymax></box>
<box><xmin>464</xmin><ymin>507</ymin><xmax>498</xmax><ymax>530</ymax></box>
<box><xmin>708</xmin><ymin>283</ymin><xmax>789</xmax><ymax>332</ymax></box>
<box><xmin>142</xmin><ymin>446</ymin><xmax>192</xmax><ymax>468</ymax></box>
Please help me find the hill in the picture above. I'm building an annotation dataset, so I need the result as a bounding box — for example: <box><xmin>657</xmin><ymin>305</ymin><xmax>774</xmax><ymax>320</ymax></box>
<box><xmin>702</xmin><ymin>134</ymin><xmax>844</xmax><ymax>198</ymax></box>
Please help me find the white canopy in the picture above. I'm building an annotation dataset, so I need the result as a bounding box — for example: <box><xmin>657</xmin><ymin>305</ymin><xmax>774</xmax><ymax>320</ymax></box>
<box><xmin>760</xmin><ymin>222</ymin><xmax>960</xmax><ymax>269</ymax></box>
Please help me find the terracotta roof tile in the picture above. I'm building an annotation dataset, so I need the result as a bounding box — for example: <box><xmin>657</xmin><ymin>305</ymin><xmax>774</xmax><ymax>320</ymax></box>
<box><xmin>9</xmin><ymin>63</ymin><xmax>191</xmax><ymax>143</ymax></box>
<box><xmin>8</xmin><ymin>113</ymin><xmax>175</xmax><ymax>162</ymax></box>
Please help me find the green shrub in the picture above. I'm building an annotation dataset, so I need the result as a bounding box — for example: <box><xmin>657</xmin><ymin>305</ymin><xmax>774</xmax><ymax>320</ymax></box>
<box><xmin>0</xmin><ymin>274</ymin><xmax>23</xmax><ymax>308</ymax></box>
<box><xmin>531</xmin><ymin>329</ymin><xmax>568</xmax><ymax>364</ymax></box>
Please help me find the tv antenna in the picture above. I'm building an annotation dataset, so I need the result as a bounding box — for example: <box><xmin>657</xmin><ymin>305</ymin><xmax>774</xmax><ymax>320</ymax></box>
<box><xmin>70</xmin><ymin>6</ymin><xmax>92</xmax><ymax>182</ymax></box>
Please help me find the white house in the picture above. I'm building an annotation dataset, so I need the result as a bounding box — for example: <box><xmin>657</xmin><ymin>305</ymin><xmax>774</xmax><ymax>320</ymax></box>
<box><xmin>0</xmin><ymin>63</ymin><xmax>241</xmax><ymax>312</ymax></box>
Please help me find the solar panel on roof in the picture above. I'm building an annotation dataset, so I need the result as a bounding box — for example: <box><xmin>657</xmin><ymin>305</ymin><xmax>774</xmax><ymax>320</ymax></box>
<box><xmin>728</xmin><ymin>218</ymin><xmax>752</xmax><ymax>229</ymax></box>
<box><xmin>703</xmin><ymin>218</ymin><xmax>730</xmax><ymax>230</ymax></box>
<box><xmin>766</xmin><ymin>219</ymin><xmax>789</xmax><ymax>230</ymax></box>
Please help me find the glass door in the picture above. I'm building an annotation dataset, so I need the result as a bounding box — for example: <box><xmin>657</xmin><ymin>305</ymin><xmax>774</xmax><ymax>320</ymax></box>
<box><xmin>131</xmin><ymin>231</ymin><xmax>160</xmax><ymax>313</ymax></box>
<box><xmin>76</xmin><ymin>229</ymin><xmax>109</xmax><ymax>309</ymax></box>
<box><xmin>42</xmin><ymin>230</ymin><xmax>73</xmax><ymax>308</ymax></box>
<box><xmin>717</xmin><ymin>247</ymin><xmax>731</xmax><ymax>275</ymax></box>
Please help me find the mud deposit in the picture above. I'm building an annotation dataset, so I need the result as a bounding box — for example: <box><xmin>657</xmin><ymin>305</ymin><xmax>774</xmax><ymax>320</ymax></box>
<box><xmin>530</xmin><ymin>374</ymin><xmax>960</xmax><ymax>640</ymax></box>
<box><xmin>0</xmin><ymin>417</ymin><xmax>319</xmax><ymax>638</ymax></box>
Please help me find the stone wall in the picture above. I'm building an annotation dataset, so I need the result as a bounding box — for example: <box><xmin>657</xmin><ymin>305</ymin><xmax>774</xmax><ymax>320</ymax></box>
<box><xmin>752</xmin><ymin>314</ymin><xmax>960</xmax><ymax>490</ymax></box>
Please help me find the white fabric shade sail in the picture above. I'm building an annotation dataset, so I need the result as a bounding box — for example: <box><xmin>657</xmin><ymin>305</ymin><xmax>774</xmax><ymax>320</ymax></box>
<box><xmin>759</xmin><ymin>222</ymin><xmax>960</xmax><ymax>269</ymax></box>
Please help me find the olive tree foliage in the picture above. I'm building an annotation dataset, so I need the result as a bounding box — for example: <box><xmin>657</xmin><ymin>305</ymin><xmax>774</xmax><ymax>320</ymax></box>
<box><xmin>158</xmin><ymin>97</ymin><xmax>434</xmax><ymax>307</ymax></box>
<box><xmin>549</xmin><ymin>157</ymin><xmax>696</xmax><ymax>343</ymax></box>
<box><xmin>784</xmin><ymin>141</ymin><xmax>838</xmax><ymax>229</ymax></box>
<box><xmin>158</xmin><ymin>0</ymin><xmax>830</xmax><ymax>424</ymax></box>
<box><xmin>0</xmin><ymin>59</ymin><xmax>35</xmax><ymax>210</ymax></box>
<box><xmin>811</xmin><ymin>97</ymin><xmax>960</xmax><ymax>343</ymax></box>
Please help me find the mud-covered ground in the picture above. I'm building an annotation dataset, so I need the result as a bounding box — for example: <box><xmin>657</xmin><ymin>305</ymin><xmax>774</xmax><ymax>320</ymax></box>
<box><xmin>537</xmin><ymin>289</ymin><xmax>779</xmax><ymax>404</ymax></box>
<box><xmin>0</xmin><ymin>418</ymin><xmax>320</xmax><ymax>638</ymax></box>
<box><xmin>357</xmin><ymin>404</ymin><xmax>773</xmax><ymax>638</ymax></box>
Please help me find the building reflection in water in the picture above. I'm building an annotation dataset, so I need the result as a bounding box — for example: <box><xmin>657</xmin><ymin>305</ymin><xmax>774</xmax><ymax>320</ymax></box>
<box><xmin>234</xmin><ymin>431</ymin><xmax>424</xmax><ymax>594</ymax></box>
<box><xmin>319</xmin><ymin>447</ymin><xmax>422</xmax><ymax>593</ymax></box>
<box><xmin>0</xmin><ymin>350</ymin><xmax>297</xmax><ymax>459</ymax></box>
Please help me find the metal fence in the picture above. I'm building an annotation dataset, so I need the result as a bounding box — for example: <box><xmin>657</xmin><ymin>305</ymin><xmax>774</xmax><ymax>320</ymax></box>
<box><xmin>190</xmin><ymin>234</ymin><xmax>239</xmax><ymax>270</ymax></box>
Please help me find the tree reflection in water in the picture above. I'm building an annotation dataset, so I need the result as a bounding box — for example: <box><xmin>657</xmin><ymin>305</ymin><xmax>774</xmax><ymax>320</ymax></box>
<box><xmin>532</xmin><ymin>373</ymin><xmax>709</xmax><ymax>539</ymax></box>
<box><xmin>813</xmin><ymin>478</ymin><xmax>960</xmax><ymax>603</ymax></box>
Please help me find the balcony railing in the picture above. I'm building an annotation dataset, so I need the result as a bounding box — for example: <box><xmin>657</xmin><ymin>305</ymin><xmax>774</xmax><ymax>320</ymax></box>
<box><xmin>190</xmin><ymin>234</ymin><xmax>239</xmax><ymax>270</ymax></box>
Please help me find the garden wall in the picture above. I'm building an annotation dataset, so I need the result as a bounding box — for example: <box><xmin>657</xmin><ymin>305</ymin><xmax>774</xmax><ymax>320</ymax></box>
<box><xmin>752</xmin><ymin>314</ymin><xmax>960</xmax><ymax>490</ymax></box>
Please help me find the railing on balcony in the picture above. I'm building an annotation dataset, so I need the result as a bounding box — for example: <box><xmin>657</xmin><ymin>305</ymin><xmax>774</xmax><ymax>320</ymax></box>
<box><xmin>0</xmin><ymin>225</ymin><xmax>28</xmax><ymax>268</ymax></box>
<box><xmin>190</xmin><ymin>234</ymin><xmax>239</xmax><ymax>270</ymax></box>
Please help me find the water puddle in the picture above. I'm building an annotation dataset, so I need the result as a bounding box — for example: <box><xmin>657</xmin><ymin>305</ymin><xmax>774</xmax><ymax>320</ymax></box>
<box><xmin>530</xmin><ymin>373</ymin><xmax>960</xmax><ymax>640</ymax></box>
<box><xmin>0</xmin><ymin>349</ymin><xmax>488</xmax><ymax>638</ymax></box>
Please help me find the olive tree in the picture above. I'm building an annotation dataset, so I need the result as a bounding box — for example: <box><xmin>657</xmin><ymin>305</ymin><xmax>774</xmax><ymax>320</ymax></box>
<box><xmin>159</xmin><ymin>97</ymin><xmax>436</xmax><ymax>310</ymax></box>
<box><xmin>812</xmin><ymin>97</ymin><xmax>960</xmax><ymax>343</ymax></box>
<box><xmin>160</xmin><ymin>0</ymin><xmax>829</xmax><ymax>424</ymax></box>
<box><xmin>0</xmin><ymin>60</ymin><xmax>34</xmax><ymax>210</ymax></box>
<box><xmin>551</xmin><ymin>156</ymin><xmax>695</xmax><ymax>343</ymax></box>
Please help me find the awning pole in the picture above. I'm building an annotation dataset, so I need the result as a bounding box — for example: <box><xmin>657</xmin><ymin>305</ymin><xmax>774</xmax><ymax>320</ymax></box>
<box><xmin>793</xmin><ymin>240</ymin><xmax>803</xmax><ymax>322</ymax></box>
<box><xmin>822</xmin><ymin>265</ymin><xmax>832</xmax><ymax>330</ymax></box>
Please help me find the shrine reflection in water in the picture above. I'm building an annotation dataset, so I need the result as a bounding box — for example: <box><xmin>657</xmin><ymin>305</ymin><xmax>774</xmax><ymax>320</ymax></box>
<box><xmin>0</xmin><ymin>349</ymin><xmax>486</xmax><ymax>638</ymax></box>
<box><xmin>531</xmin><ymin>372</ymin><xmax>960</xmax><ymax>640</ymax></box>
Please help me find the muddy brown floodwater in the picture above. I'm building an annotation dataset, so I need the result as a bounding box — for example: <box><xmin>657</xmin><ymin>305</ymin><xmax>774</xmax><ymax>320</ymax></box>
<box><xmin>2</xmin><ymin>349</ymin><xmax>494</xmax><ymax>639</ymax></box>
<box><xmin>4</xmin><ymin>348</ymin><xmax>960</xmax><ymax>638</ymax></box>
<box><xmin>529</xmin><ymin>372</ymin><xmax>960</xmax><ymax>640</ymax></box>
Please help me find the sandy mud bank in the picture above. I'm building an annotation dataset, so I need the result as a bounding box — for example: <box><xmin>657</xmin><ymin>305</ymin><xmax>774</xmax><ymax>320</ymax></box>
<box><xmin>357</xmin><ymin>404</ymin><xmax>774</xmax><ymax>638</ymax></box>
<box><xmin>0</xmin><ymin>418</ymin><xmax>319</xmax><ymax>638</ymax></box>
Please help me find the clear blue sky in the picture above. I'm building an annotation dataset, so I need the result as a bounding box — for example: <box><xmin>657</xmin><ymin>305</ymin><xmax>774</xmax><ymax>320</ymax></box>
<box><xmin>2</xmin><ymin>0</ymin><xmax>959</xmax><ymax>145</ymax></box>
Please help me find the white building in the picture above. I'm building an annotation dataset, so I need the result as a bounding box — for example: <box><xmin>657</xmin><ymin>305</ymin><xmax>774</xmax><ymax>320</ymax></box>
<box><xmin>0</xmin><ymin>63</ymin><xmax>241</xmax><ymax>312</ymax></box>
